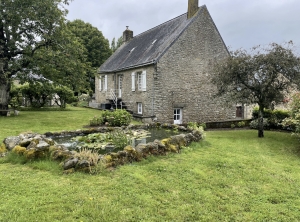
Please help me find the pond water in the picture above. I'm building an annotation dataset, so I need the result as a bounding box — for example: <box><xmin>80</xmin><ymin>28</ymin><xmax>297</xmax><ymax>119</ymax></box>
<box><xmin>52</xmin><ymin>128</ymin><xmax>182</xmax><ymax>153</ymax></box>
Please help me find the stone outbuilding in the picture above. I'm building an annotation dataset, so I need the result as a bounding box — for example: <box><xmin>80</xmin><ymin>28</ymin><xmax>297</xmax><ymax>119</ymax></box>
<box><xmin>94</xmin><ymin>0</ymin><xmax>243</xmax><ymax>124</ymax></box>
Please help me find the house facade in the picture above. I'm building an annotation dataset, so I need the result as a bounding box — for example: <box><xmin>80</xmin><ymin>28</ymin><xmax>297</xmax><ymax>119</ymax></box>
<box><xmin>95</xmin><ymin>0</ymin><xmax>240</xmax><ymax>124</ymax></box>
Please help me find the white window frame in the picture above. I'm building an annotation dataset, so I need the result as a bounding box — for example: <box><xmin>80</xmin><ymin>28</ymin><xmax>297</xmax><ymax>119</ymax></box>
<box><xmin>137</xmin><ymin>102</ymin><xmax>143</xmax><ymax>114</ymax></box>
<box><xmin>131</xmin><ymin>72</ymin><xmax>135</xmax><ymax>91</ymax></box>
<box><xmin>104</xmin><ymin>75</ymin><xmax>108</xmax><ymax>91</ymax></box>
<box><xmin>99</xmin><ymin>77</ymin><xmax>102</xmax><ymax>91</ymax></box>
<box><xmin>137</xmin><ymin>72</ymin><xmax>142</xmax><ymax>91</ymax></box>
<box><xmin>141</xmin><ymin>71</ymin><xmax>146</xmax><ymax>91</ymax></box>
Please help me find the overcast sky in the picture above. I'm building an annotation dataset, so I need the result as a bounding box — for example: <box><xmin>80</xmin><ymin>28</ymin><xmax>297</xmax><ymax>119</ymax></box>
<box><xmin>66</xmin><ymin>0</ymin><xmax>300</xmax><ymax>54</ymax></box>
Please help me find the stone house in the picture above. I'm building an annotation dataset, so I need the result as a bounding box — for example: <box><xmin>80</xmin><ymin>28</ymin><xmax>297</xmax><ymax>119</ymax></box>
<box><xmin>94</xmin><ymin>0</ymin><xmax>241</xmax><ymax>124</ymax></box>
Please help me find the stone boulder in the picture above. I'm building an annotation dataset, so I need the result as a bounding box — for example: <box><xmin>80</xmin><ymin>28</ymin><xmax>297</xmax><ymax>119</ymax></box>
<box><xmin>3</xmin><ymin>136</ymin><xmax>20</xmax><ymax>150</ymax></box>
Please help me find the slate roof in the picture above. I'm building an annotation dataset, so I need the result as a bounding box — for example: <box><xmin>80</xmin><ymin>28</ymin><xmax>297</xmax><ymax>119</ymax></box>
<box><xmin>99</xmin><ymin>5</ymin><xmax>206</xmax><ymax>73</ymax></box>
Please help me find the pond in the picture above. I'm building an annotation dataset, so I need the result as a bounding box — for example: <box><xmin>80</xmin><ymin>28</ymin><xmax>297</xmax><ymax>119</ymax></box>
<box><xmin>52</xmin><ymin>128</ymin><xmax>182</xmax><ymax>154</ymax></box>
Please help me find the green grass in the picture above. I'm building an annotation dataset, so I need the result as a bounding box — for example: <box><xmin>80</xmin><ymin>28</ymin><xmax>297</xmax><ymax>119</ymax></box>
<box><xmin>0</xmin><ymin>106</ymin><xmax>105</xmax><ymax>141</ymax></box>
<box><xmin>1</xmin><ymin>128</ymin><xmax>300</xmax><ymax>221</ymax></box>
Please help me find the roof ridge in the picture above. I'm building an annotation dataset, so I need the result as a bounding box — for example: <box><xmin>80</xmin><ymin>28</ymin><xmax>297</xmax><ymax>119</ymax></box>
<box><xmin>132</xmin><ymin>12</ymin><xmax>188</xmax><ymax>39</ymax></box>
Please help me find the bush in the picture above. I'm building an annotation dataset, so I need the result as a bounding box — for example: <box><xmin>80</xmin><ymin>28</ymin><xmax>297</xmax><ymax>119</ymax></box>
<box><xmin>281</xmin><ymin>93</ymin><xmax>300</xmax><ymax>134</ymax></box>
<box><xmin>237</xmin><ymin>121</ymin><xmax>245</xmax><ymax>127</ymax></box>
<box><xmin>249</xmin><ymin>118</ymin><xmax>269</xmax><ymax>129</ymax></box>
<box><xmin>252</xmin><ymin>108</ymin><xmax>290</xmax><ymax>129</ymax></box>
<box><xmin>90</xmin><ymin>115</ymin><xmax>104</xmax><ymax>126</ymax></box>
<box><xmin>187</xmin><ymin>122</ymin><xmax>206</xmax><ymax>130</ymax></box>
<box><xmin>107</xmin><ymin>131</ymin><xmax>131</xmax><ymax>150</ymax></box>
<box><xmin>103</xmin><ymin>109</ymin><xmax>132</xmax><ymax>127</ymax></box>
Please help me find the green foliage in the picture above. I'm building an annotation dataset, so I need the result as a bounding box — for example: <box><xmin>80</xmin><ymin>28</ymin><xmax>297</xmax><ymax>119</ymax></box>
<box><xmin>212</xmin><ymin>42</ymin><xmax>300</xmax><ymax>137</ymax></box>
<box><xmin>11</xmin><ymin>82</ymin><xmax>76</xmax><ymax>109</ymax></box>
<box><xmin>252</xmin><ymin>108</ymin><xmax>290</xmax><ymax>129</ymax></box>
<box><xmin>237</xmin><ymin>121</ymin><xmax>245</xmax><ymax>127</ymax></box>
<box><xmin>282</xmin><ymin>93</ymin><xmax>300</xmax><ymax>134</ymax></box>
<box><xmin>90</xmin><ymin>109</ymin><xmax>132</xmax><ymax>127</ymax></box>
<box><xmin>0</xmin><ymin>0</ymin><xmax>72</xmax><ymax>109</ymax></box>
<box><xmin>187</xmin><ymin>122</ymin><xmax>206</xmax><ymax>130</ymax></box>
<box><xmin>250</xmin><ymin>118</ymin><xmax>270</xmax><ymax>129</ymax></box>
<box><xmin>53</xmin><ymin>85</ymin><xmax>77</xmax><ymax>108</ymax></box>
<box><xmin>107</xmin><ymin>131</ymin><xmax>131</xmax><ymax>150</ymax></box>
<box><xmin>75</xmin><ymin>131</ymin><xmax>131</xmax><ymax>152</ymax></box>
<box><xmin>67</xmin><ymin>19</ymin><xmax>112</xmax><ymax>91</ymax></box>
<box><xmin>111</xmin><ymin>36</ymin><xmax>123</xmax><ymax>53</ymax></box>
<box><xmin>90</xmin><ymin>115</ymin><xmax>104</xmax><ymax>126</ymax></box>
<box><xmin>231</xmin><ymin>124</ymin><xmax>235</xmax><ymax>128</ymax></box>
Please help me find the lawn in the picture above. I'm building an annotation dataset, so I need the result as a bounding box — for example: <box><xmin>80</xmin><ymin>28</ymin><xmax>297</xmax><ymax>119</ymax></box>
<box><xmin>1</xmin><ymin>109</ymin><xmax>300</xmax><ymax>221</ymax></box>
<box><xmin>0</xmin><ymin>106</ymin><xmax>107</xmax><ymax>142</ymax></box>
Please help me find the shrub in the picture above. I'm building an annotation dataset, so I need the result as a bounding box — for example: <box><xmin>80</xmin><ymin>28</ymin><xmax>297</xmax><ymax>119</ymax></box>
<box><xmin>231</xmin><ymin>124</ymin><xmax>235</xmax><ymax>128</ymax></box>
<box><xmin>107</xmin><ymin>131</ymin><xmax>131</xmax><ymax>150</ymax></box>
<box><xmin>281</xmin><ymin>93</ymin><xmax>300</xmax><ymax>134</ymax></box>
<box><xmin>252</xmin><ymin>108</ymin><xmax>290</xmax><ymax>129</ymax></box>
<box><xmin>187</xmin><ymin>122</ymin><xmax>206</xmax><ymax>130</ymax></box>
<box><xmin>104</xmin><ymin>109</ymin><xmax>132</xmax><ymax>127</ymax></box>
<box><xmin>237</xmin><ymin>121</ymin><xmax>245</xmax><ymax>128</ymax></box>
<box><xmin>249</xmin><ymin>118</ymin><xmax>269</xmax><ymax>129</ymax></box>
<box><xmin>90</xmin><ymin>115</ymin><xmax>104</xmax><ymax>126</ymax></box>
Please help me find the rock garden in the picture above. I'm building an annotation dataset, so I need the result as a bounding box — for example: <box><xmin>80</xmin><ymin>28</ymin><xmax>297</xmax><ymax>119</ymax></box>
<box><xmin>1</xmin><ymin>122</ymin><xmax>205</xmax><ymax>174</ymax></box>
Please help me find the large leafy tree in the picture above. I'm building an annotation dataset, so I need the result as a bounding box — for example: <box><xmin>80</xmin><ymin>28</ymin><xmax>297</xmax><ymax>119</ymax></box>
<box><xmin>212</xmin><ymin>42</ymin><xmax>300</xmax><ymax>137</ymax></box>
<box><xmin>0</xmin><ymin>0</ymin><xmax>73</xmax><ymax>114</ymax></box>
<box><xmin>67</xmin><ymin>19</ymin><xmax>112</xmax><ymax>91</ymax></box>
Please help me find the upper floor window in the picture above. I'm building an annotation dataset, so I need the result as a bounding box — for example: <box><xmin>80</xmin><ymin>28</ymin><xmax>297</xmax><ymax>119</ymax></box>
<box><xmin>132</xmin><ymin>71</ymin><xmax>146</xmax><ymax>92</ymax></box>
<box><xmin>99</xmin><ymin>75</ymin><xmax>108</xmax><ymax>92</ymax></box>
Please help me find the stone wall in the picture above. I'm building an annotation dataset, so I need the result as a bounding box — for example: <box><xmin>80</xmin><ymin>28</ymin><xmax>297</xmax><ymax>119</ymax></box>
<box><xmin>153</xmin><ymin>7</ymin><xmax>236</xmax><ymax>123</ymax></box>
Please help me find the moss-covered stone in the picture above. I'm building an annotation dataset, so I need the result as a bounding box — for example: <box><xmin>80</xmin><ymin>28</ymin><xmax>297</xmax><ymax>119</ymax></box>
<box><xmin>0</xmin><ymin>143</ymin><xmax>7</xmax><ymax>154</ymax></box>
<box><xmin>12</xmin><ymin>145</ymin><xmax>27</xmax><ymax>155</ymax></box>
<box><xmin>124</xmin><ymin>145</ymin><xmax>135</xmax><ymax>153</ymax></box>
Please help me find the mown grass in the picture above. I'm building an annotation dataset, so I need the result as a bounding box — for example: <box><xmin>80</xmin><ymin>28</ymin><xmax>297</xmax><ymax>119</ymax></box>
<box><xmin>1</xmin><ymin>127</ymin><xmax>300</xmax><ymax>221</ymax></box>
<box><xmin>0</xmin><ymin>106</ymin><xmax>109</xmax><ymax>142</ymax></box>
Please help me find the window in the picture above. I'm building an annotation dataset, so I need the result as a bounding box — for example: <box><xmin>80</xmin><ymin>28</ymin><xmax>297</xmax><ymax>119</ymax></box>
<box><xmin>137</xmin><ymin>103</ymin><xmax>142</xmax><ymax>114</ymax></box>
<box><xmin>131</xmin><ymin>72</ymin><xmax>135</xmax><ymax>91</ymax></box>
<box><xmin>131</xmin><ymin>71</ymin><xmax>147</xmax><ymax>91</ymax></box>
<box><xmin>99</xmin><ymin>77</ymin><xmax>102</xmax><ymax>91</ymax></box>
<box><xmin>104</xmin><ymin>75</ymin><xmax>108</xmax><ymax>91</ymax></box>
<box><xmin>137</xmin><ymin>72</ymin><xmax>142</xmax><ymax>91</ymax></box>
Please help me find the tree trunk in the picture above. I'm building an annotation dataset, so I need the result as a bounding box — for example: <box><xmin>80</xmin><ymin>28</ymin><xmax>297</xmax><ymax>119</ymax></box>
<box><xmin>0</xmin><ymin>82</ymin><xmax>9</xmax><ymax>116</ymax></box>
<box><xmin>258</xmin><ymin>106</ymin><xmax>264</xmax><ymax>138</ymax></box>
<box><xmin>0</xmin><ymin>59</ymin><xmax>10</xmax><ymax>116</ymax></box>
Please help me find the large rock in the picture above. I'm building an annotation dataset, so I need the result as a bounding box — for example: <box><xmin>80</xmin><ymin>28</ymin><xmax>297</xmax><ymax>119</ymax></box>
<box><xmin>63</xmin><ymin>158</ymin><xmax>79</xmax><ymax>170</ymax></box>
<box><xmin>3</xmin><ymin>136</ymin><xmax>20</xmax><ymax>150</ymax></box>
<box><xmin>36</xmin><ymin>140</ymin><xmax>50</xmax><ymax>151</ymax></box>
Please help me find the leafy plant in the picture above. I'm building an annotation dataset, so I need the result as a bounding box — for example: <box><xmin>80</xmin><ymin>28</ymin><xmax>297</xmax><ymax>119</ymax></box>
<box><xmin>237</xmin><ymin>121</ymin><xmax>245</xmax><ymax>128</ymax></box>
<box><xmin>107</xmin><ymin>131</ymin><xmax>131</xmax><ymax>150</ymax></box>
<box><xmin>249</xmin><ymin>118</ymin><xmax>269</xmax><ymax>129</ymax></box>
<box><xmin>90</xmin><ymin>115</ymin><xmax>104</xmax><ymax>126</ymax></box>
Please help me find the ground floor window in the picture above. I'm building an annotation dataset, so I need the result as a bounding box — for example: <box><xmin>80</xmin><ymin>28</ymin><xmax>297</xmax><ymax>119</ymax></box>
<box><xmin>137</xmin><ymin>102</ymin><xmax>143</xmax><ymax>114</ymax></box>
<box><xmin>174</xmin><ymin>108</ymin><xmax>182</xmax><ymax>124</ymax></box>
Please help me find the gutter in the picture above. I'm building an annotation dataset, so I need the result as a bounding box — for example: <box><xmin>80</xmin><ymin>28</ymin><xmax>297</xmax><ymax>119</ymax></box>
<box><xmin>99</xmin><ymin>60</ymin><xmax>156</xmax><ymax>74</ymax></box>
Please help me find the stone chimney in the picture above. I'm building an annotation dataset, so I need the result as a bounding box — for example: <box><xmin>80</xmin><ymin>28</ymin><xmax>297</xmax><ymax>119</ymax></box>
<box><xmin>123</xmin><ymin>26</ymin><xmax>133</xmax><ymax>43</ymax></box>
<box><xmin>187</xmin><ymin>0</ymin><xmax>199</xmax><ymax>19</ymax></box>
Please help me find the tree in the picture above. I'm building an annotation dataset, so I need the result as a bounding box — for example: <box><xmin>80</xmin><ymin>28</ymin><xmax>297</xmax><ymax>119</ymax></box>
<box><xmin>0</xmin><ymin>0</ymin><xmax>71</xmax><ymax>115</ymax></box>
<box><xmin>67</xmin><ymin>20</ymin><xmax>112</xmax><ymax>91</ymax></box>
<box><xmin>212</xmin><ymin>42</ymin><xmax>300</xmax><ymax>137</ymax></box>
<box><xmin>111</xmin><ymin>36</ymin><xmax>123</xmax><ymax>53</ymax></box>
